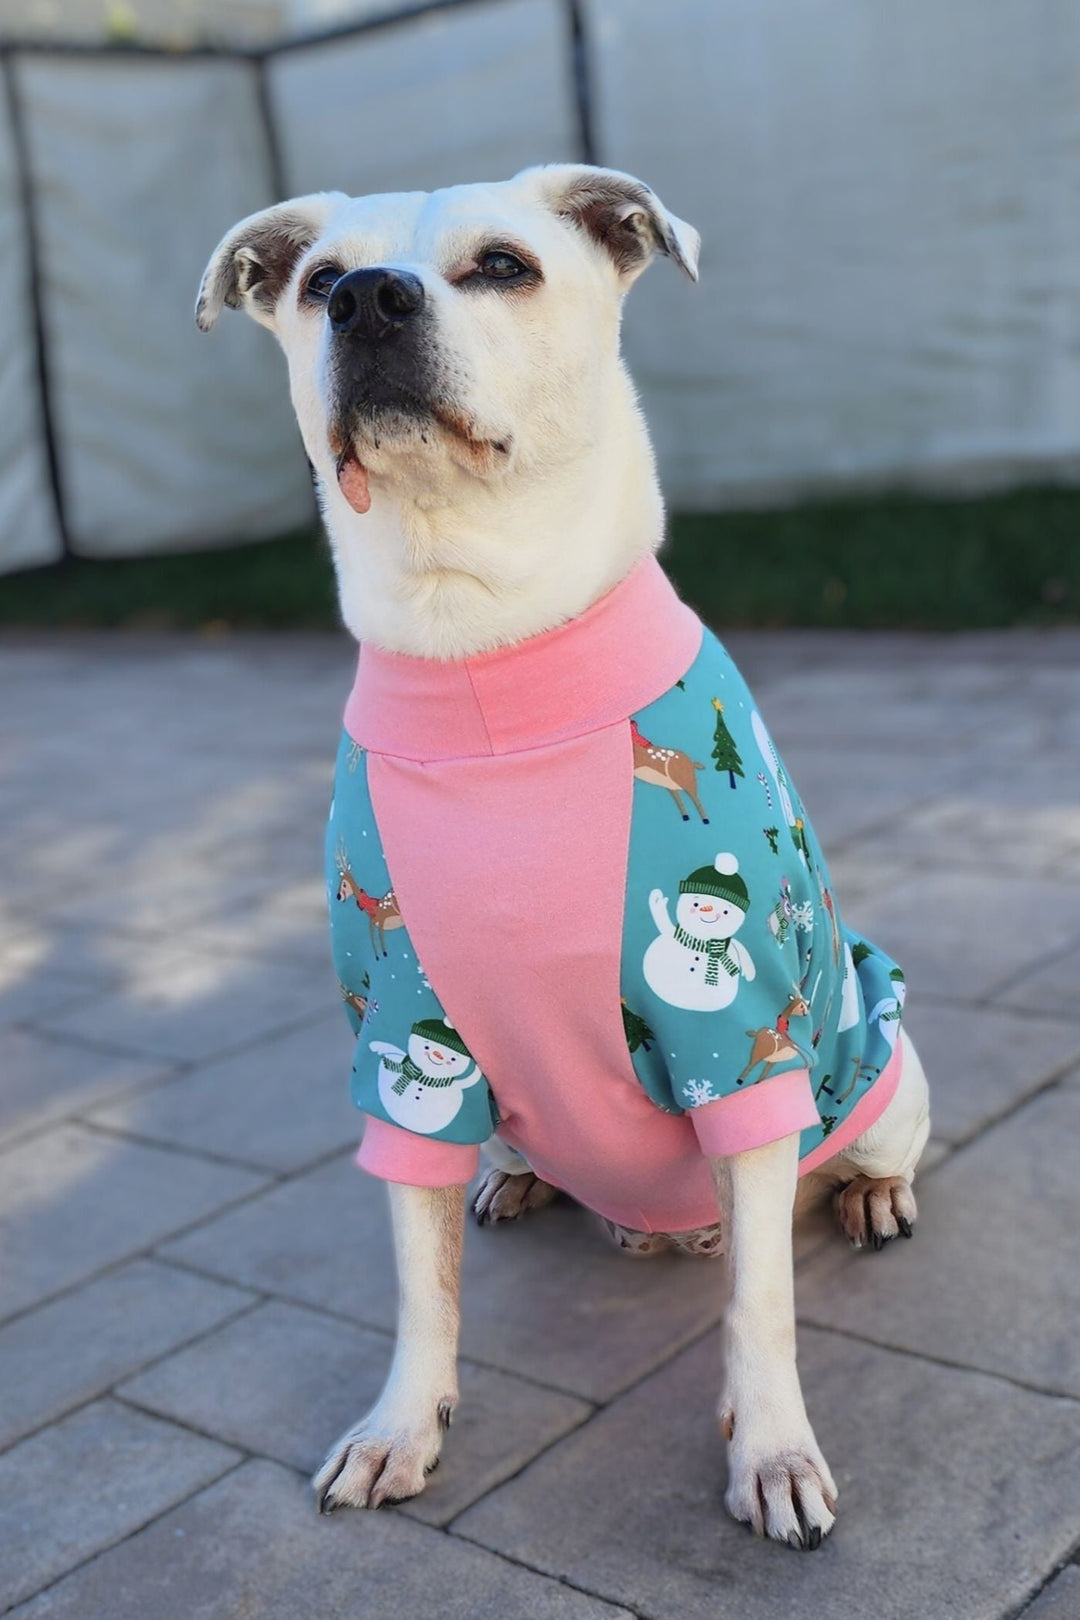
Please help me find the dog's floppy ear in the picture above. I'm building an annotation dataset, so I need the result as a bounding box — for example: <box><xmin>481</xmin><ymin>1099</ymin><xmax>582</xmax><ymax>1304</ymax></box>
<box><xmin>195</xmin><ymin>193</ymin><xmax>346</xmax><ymax>333</ymax></box>
<box><xmin>524</xmin><ymin>164</ymin><xmax>700</xmax><ymax>285</ymax></box>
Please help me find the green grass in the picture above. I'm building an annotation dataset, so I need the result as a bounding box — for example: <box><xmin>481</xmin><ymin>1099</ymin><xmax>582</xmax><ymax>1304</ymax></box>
<box><xmin>3</xmin><ymin>486</ymin><xmax>1079</xmax><ymax>631</ymax></box>
<box><xmin>667</xmin><ymin>486</ymin><xmax>1080</xmax><ymax>630</ymax></box>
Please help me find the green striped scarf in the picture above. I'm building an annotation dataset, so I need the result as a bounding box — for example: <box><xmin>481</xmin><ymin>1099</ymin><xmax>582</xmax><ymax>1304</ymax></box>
<box><xmin>672</xmin><ymin>925</ymin><xmax>739</xmax><ymax>986</ymax></box>
<box><xmin>387</xmin><ymin>1055</ymin><xmax>458</xmax><ymax>1094</ymax></box>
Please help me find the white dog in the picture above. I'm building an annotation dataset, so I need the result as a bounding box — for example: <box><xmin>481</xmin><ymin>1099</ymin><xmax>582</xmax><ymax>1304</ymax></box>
<box><xmin>197</xmin><ymin>166</ymin><xmax>930</xmax><ymax>1550</ymax></box>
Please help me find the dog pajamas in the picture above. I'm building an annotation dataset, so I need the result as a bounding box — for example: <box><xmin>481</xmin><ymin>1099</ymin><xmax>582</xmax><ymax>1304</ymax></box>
<box><xmin>327</xmin><ymin>559</ymin><xmax>904</xmax><ymax>1234</ymax></box>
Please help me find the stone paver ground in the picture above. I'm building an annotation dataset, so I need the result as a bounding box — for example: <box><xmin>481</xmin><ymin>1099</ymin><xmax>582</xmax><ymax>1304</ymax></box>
<box><xmin>1</xmin><ymin>626</ymin><xmax>1079</xmax><ymax>1619</ymax></box>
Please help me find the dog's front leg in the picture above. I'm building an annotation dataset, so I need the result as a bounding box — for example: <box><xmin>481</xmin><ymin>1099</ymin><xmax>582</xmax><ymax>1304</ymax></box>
<box><xmin>712</xmin><ymin>1135</ymin><xmax>837</xmax><ymax>1549</ymax></box>
<box><xmin>314</xmin><ymin>1181</ymin><xmax>465</xmax><ymax>1513</ymax></box>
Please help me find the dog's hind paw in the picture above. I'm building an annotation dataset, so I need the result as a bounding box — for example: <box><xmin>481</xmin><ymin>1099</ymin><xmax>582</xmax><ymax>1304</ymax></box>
<box><xmin>835</xmin><ymin>1173</ymin><xmax>917</xmax><ymax>1250</ymax></box>
<box><xmin>472</xmin><ymin>1168</ymin><xmax>559</xmax><ymax>1225</ymax></box>
<box><xmin>314</xmin><ymin>1400</ymin><xmax>453</xmax><ymax>1513</ymax></box>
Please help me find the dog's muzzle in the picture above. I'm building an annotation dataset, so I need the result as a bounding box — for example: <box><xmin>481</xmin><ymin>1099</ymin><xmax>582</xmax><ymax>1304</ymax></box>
<box><xmin>327</xmin><ymin>267</ymin><xmax>436</xmax><ymax>513</ymax></box>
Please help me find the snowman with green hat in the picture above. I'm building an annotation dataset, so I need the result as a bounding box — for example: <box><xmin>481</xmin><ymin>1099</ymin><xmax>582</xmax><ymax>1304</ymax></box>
<box><xmin>369</xmin><ymin>1015</ymin><xmax>484</xmax><ymax>1134</ymax></box>
<box><xmin>644</xmin><ymin>853</ymin><xmax>757</xmax><ymax>1012</ymax></box>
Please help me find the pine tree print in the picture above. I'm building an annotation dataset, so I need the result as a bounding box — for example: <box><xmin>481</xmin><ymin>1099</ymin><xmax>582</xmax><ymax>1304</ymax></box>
<box><xmin>621</xmin><ymin>999</ymin><xmax>655</xmax><ymax>1054</ymax></box>
<box><xmin>710</xmin><ymin>698</ymin><xmax>745</xmax><ymax>788</ymax></box>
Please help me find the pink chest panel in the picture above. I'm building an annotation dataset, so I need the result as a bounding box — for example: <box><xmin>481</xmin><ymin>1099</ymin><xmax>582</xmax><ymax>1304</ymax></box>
<box><xmin>368</xmin><ymin>727</ymin><xmax>721</xmax><ymax>1232</ymax></box>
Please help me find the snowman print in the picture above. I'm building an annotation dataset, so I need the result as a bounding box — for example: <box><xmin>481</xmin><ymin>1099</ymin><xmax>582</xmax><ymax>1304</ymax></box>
<box><xmin>370</xmin><ymin>1016</ymin><xmax>484</xmax><ymax>1135</ymax></box>
<box><xmin>836</xmin><ymin>942</ymin><xmax>861</xmax><ymax>1034</ymax></box>
<box><xmin>644</xmin><ymin>853</ymin><xmax>757</xmax><ymax>1012</ymax></box>
<box><xmin>867</xmin><ymin>967</ymin><xmax>906</xmax><ymax>1052</ymax></box>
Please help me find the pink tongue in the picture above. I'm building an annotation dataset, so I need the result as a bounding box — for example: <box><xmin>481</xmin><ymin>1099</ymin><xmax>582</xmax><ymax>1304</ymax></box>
<box><xmin>336</xmin><ymin>452</ymin><xmax>371</xmax><ymax>514</ymax></box>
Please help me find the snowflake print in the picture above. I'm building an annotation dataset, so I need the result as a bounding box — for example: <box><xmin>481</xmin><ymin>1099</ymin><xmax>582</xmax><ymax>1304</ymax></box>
<box><xmin>791</xmin><ymin>900</ymin><xmax>815</xmax><ymax>932</ymax></box>
<box><xmin>685</xmin><ymin>1078</ymin><xmax>717</xmax><ymax>1108</ymax></box>
<box><xmin>346</xmin><ymin>741</ymin><xmax>364</xmax><ymax>773</ymax></box>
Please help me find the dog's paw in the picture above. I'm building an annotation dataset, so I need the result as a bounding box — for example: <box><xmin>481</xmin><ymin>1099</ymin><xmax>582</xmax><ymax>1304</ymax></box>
<box><xmin>722</xmin><ymin>1414</ymin><xmax>838</xmax><ymax>1550</ymax></box>
<box><xmin>835</xmin><ymin>1173</ymin><xmax>917</xmax><ymax>1251</ymax></box>
<box><xmin>472</xmin><ymin>1168</ymin><xmax>558</xmax><ymax>1225</ymax></box>
<box><xmin>313</xmin><ymin>1398</ymin><xmax>455</xmax><ymax>1513</ymax></box>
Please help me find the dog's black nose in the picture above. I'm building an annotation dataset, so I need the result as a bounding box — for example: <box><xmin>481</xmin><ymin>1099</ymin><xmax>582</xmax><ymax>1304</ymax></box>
<box><xmin>327</xmin><ymin>268</ymin><xmax>425</xmax><ymax>338</ymax></box>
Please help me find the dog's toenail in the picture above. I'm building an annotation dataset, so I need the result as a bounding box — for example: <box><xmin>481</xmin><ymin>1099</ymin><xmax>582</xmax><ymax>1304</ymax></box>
<box><xmin>898</xmin><ymin>1216</ymin><xmax>913</xmax><ymax>1238</ymax></box>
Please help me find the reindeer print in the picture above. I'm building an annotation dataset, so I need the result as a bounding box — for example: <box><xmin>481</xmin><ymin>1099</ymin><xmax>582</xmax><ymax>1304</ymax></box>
<box><xmin>737</xmin><ymin>990</ymin><xmax>811</xmax><ymax>1085</ymax></box>
<box><xmin>630</xmin><ymin>719</ymin><xmax>709</xmax><ymax>824</ymax></box>
<box><xmin>341</xmin><ymin>984</ymin><xmax>370</xmax><ymax>1021</ymax></box>
<box><xmin>818</xmin><ymin>1052</ymin><xmax>877</xmax><ymax>1105</ymax></box>
<box><xmin>335</xmin><ymin>841</ymin><xmax>404</xmax><ymax>957</ymax></box>
<box><xmin>340</xmin><ymin>970</ymin><xmax>377</xmax><ymax>1025</ymax></box>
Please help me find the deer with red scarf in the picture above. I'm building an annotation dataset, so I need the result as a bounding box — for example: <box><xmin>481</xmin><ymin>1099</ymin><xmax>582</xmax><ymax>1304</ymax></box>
<box><xmin>335</xmin><ymin>840</ymin><xmax>404</xmax><ymax>957</ymax></box>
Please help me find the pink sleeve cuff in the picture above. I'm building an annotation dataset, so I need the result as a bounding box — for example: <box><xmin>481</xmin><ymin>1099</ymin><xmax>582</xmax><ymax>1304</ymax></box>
<box><xmin>690</xmin><ymin>1068</ymin><xmax>820</xmax><ymax>1158</ymax></box>
<box><xmin>355</xmin><ymin>1115</ymin><xmax>480</xmax><ymax>1187</ymax></box>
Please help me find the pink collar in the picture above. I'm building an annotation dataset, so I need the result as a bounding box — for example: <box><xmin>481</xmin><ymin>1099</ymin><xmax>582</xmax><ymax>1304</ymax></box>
<box><xmin>343</xmin><ymin>557</ymin><xmax>703</xmax><ymax>761</ymax></box>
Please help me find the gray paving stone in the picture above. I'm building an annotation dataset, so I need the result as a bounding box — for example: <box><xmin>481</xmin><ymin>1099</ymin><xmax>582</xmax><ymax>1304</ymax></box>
<box><xmin>843</xmin><ymin>871</ymin><xmax>1080</xmax><ymax>1001</ymax></box>
<box><xmin>840</xmin><ymin>755</ymin><xmax>1080</xmax><ymax>879</ymax></box>
<box><xmin>28</xmin><ymin>859</ymin><xmax>307</xmax><ymax>940</ymax></box>
<box><xmin>0</xmin><ymin>925</ymin><xmax>174</xmax><ymax>1003</ymax></box>
<box><xmin>178</xmin><ymin>897</ymin><xmax>333</xmax><ymax>968</ymax></box>
<box><xmin>0</xmin><ymin>754</ymin><xmax>300</xmax><ymax>924</ymax></box>
<box><xmin>900</xmin><ymin>999</ymin><xmax>1080</xmax><ymax>1143</ymax></box>
<box><xmin>8</xmin><ymin>1458</ymin><xmax>633</xmax><ymax>1620</ymax></box>
<box><xmin>86</xmin><ymin>1013</ymin><xmax>358</xmax><ymax>1172</ymax></box>
<box><xmin>1016</xmin><ymin>667</ymin><xmax>1080</xmax><ymax>755</ymax></box>
<box><xmin>119</xmin><ymin>1298</ymin><xmax>592</xmax><ymax>1526</ymax></box>
<box><xmin>0</xmin><ymin>1123</ymin><xmax>266</xmax><ymax>1321</ymax></box>
<box><xmin>0</xmin><ymin>1260</ymin><xmax>254</xmax><ymax>1450</ymax></box>
<box><xmin>0</xmin><ymin>1398</ymin><xmax>238</xmax><ymax>1610</ymax></box>
<box><xmin>197</xmin><ymin>815</ymin><xmax>329</xmax><ymax>886</ymax></box>
<box><xmin>161</xmin><ymin>1155</ymin><xmax>728</xmax><ymax>1401</ymax></box>
<box><xmin>919</xmin><ymin>1136</ymin><xmax>952</xmax><ymax>1174</ymax></box>
<box><xmin>0</xmin><ymin>1028</ymin><xmax>171</xmax><ymax>1146</ymax></box>
<box><xmin>775</xmin><ymin>744</ymin><xmax>965</xmax><ymax>854</ymax></box>
<box><xmin>0</xmin><ymin>932</ymin><xmax>109</xmax><ymax>1027</ymax></box>
<box><xmin>798</xmin><ymin>1085</ymin><xmax>1080</xmax><ymax>1398</ymax></box>
<box><xmin>29</xmin><ymin>941</ymin><xmax>333</xmax><ymax>1063</ymax></box>
<box><xmin>761</xmin><ymin>663</ymin><xmax>1029</xmax><ymax>760</ymax></box>
<box><xmin>1018</xmin><ymin>1567</ymin><xmax>1080</xmax><ymax>1620</ymax></box>
<box><xmin>825</xmin><ymin>847</ymin><xmax>923</xmax><ymax>908</ymax></box>
<box><xmin>1003</xmin><ymin>943</ymin><xmax>1080</xmax><ymax>1022</ymax></box>
<box><xmin>453</xmin><ymin>1326</ymin><xmax>1080</xmax><ymax>1620</ymax></box>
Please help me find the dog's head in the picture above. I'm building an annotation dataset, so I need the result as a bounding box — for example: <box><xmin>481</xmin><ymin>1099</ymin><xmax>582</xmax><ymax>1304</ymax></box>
<box><xmin>196</xmin><ymin>166</ymin><xmax>698</xmax><ymax>513</ymax></box>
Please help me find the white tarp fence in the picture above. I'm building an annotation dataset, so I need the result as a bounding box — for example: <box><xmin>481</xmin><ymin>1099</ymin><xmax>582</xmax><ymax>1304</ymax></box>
<box><xmin>2</xmin><ymin>0</ymin><xmax>1079</xmax><ymax>572</ymax></box>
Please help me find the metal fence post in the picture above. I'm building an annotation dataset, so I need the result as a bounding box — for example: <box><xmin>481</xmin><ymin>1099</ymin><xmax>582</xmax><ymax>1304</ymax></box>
<box><xmin>565</xmin><ymin>0</ymin><xmax>596</xmax><ymax>164</ymax></box>
<box><xmin>1</xmin><ymin>47</ymin><xmax>72</xmax><ymax>560</ymax></box>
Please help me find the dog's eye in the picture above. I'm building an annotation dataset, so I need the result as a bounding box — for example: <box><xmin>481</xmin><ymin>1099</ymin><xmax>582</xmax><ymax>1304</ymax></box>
<box><xmin>305</xmin><ymin>265</ymin><xmax>341</xmax><ymax>302</ymax></box>
<box><xmin>478</xmin><ymin>250</ymin><xmax>530</xmax><ymax>282</ymax></box>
